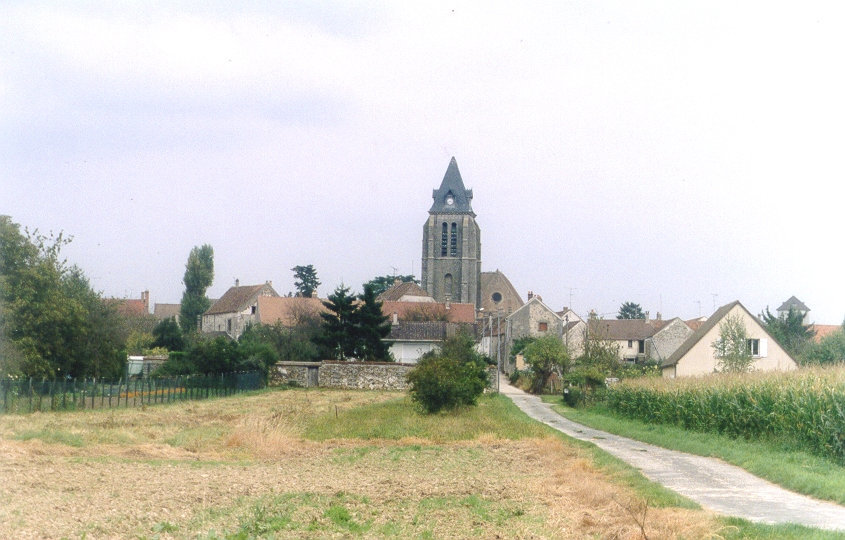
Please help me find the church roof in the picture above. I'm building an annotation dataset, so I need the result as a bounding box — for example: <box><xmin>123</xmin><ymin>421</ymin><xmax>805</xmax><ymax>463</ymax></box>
<box><xmin>480</xmin><ymin>270</ymin><xmax>524</xmax><ymax>314</ymax></box>
<box><xmin>429</xmin><ymin>157</ymin><xmax>474</xmax><ymax>215</ymax></box>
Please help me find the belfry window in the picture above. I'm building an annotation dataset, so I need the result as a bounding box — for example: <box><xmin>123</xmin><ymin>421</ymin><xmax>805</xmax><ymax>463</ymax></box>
<box><xmin>450</xmin><ymin>223</ymin><xmax>458</xmax><ymax>256</ymax></box>
<box><xmin>441</xmin><ymin>223</ymin><xmax>448</xmax><ymax>256</ymax></box>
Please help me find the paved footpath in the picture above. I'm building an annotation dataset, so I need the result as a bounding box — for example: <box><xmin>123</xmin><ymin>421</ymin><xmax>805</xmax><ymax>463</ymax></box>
<box><xmin>499</xmin><ymin>379</ymin><xmax>845</xmax><ymax>532</ymax></box>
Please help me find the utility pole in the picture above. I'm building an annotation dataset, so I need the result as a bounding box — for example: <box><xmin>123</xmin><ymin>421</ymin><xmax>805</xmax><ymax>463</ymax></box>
<box><xmin>496</xmin><ymin>309</ymin><xmax>501</xmax><ymax>392</ymax></box>
<box><xmin>711</xmin><ymin>293</ymin><xmax>718</xmax><ymax>313</ymax></box>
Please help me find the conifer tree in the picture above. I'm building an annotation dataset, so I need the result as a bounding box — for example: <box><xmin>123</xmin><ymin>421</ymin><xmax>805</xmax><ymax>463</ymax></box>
<box><xmin>355</xmin><ymin>283</ymin><xmax>392</xmax><ymax>361</ymax></box>
<box><xmin>316</xmin><ymin>284</ymin><xmax>359</xmax><ymax>360</ymax></box>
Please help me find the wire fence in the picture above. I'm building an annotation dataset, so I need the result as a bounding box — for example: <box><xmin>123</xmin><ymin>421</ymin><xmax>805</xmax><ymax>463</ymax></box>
<box><xmin>0</xmin><ymin>371</ymin><xmax>264</xmax><ymax>414</ymax></box>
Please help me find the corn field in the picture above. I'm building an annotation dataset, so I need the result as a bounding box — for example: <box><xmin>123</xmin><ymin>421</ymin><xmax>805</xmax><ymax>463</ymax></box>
<box><xmin>605</xmin><ymin>366</ymin><xmax>845</xmax><ymax>464</ymax></box>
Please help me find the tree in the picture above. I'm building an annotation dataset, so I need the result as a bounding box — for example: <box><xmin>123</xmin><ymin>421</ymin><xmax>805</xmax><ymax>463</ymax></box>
<box><xmin>292</xmin><ymin>264</ymin><xmax>320</xmax><ymax>298</ymax></box>
<box><xmin>354</xmin><ymin>283</ymin><xmax>392</xmax><ymax>361</ymax></box>
<box><xmin>315</xmin><ymin>284</ymin><xmax>359</xmax><ymax>360</ymax></box>
<box><xmin>151</xmin><ymin>317</ymin><xmax>184</xmax><ymax>351</ymax></box>
<box><xmin>0</xmin><ymin>216</ymin><xmax>127</xmax><ymax>378</ymax></box>
<box><xmin>522</xmin><ymin>335</ymin><xmax>570</xmax><ymax>394</ymax></box>
<box><xmin>802</xmin><ymin>328</ymin><xmax>845</xmax><ymax>366</ymax></box>
<box><xmin>712</xmin><ymin>314</ymin><xmax>753</xmax><ymax>373</ymax></box>
<box><xmin>364</xmin><ymin>274</ymin><xmax>418</xmax><ymax>297</ymax></box>
<box><xmin>407</xmin><ymin>332</ymin><xmax>488</xmax><ymax>413</ymax></box>
<box><xmin>617</xmin><ymin>302</ymin><xmax>645</xmax><ymax>320</ymax></box>
<box><xmin>180</xmin><ymin>245</ymin><xmax>214</xmax><ymax>333</ymax></box>
<box><xmin>760</xmin><ymin>306</ymin><xmax>815</xmax><ymax>360</ymax></box>
<box><xmin>241</xmin><ymin>318</ymin><xmax>321</xmax><ymax>363</ymax></box>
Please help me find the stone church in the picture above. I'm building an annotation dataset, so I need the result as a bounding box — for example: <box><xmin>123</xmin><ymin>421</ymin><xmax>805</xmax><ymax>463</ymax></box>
<box><xmin>421</xmin><ymin>157</ymin><xmax>523</xmax><ymax>315</ymax></box>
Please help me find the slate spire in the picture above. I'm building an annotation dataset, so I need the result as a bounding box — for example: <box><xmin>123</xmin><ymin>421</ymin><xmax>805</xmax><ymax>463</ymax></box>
<box><xmin>429</xmin><ymin>156</ymin><xmax>474</xmax><ymax>215</ymax></box>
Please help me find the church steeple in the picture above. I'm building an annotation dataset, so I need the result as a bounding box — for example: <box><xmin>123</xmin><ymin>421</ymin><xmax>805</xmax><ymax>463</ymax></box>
<box><xmin>421</xmin><ymin>157</ymin><xmax>482</xmax><ymax>309</ymax></box>
<box><xmin>429</xmin><ymin>157</ymin><xmax>475</xmax><ymax>215</ymax></box>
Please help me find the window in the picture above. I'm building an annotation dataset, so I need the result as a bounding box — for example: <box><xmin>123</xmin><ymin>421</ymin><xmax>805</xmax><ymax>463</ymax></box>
<box><xmin>450</xmin><ymin>223</ymin><xmax>458</xmax><ymax>256</ymax></box>
<box><xmin>444</xmin><ymin>273</ymin><xmax>453</xmax><ymax>297</ymax></box>
<box><xmin>441</xmin><ymin>223</ymin><xmax>448</xmax><ymax>256</ymax></box>
<box><xmin>251</xmin><ymin>305</ymin><xmax>256</xmax><ymax>314</ymax></box>
<box><xmin>627</xmin><ymin>340</ymin><xmax>633</xmax><ymax>348</ymax></box>
<box><xmin>492</xmin><ymin>292</ymin><xmax>502</xmax><ymax>303</ymax></box>
<box><xmin>638</xmin><ymin>340</ymin><xmax>645</xmax><ymax>354</ymax></box>
<box><xmin>538</xmin><ymin>322</ymin><xmax>548</xmax><ymax>332</ymax></box>
<box><xmin>747</xmin><ymin>338</ymin><xmax>760</xmax><ymax>357</ymax></box>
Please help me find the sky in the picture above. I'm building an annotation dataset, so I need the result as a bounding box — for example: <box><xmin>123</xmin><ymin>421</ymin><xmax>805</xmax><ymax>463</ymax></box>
<box><xmin>3</xmin><ymin>1</ymin><xmax>845</xmax><ymax>324</ymax></box>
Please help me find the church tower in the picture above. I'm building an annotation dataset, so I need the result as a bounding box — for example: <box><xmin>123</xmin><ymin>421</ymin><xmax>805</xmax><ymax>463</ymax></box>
<box><xmin>421</xmin><ymin>157</ymin><xmax>482</xmax><ymax>309</ymax></box>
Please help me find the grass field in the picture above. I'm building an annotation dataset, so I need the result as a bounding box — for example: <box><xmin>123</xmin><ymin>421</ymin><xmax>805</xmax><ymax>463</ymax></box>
<box><xmin>0</xmin><ymin>387</ymin><xmax>840</xmax><ymax>538</ymax></box>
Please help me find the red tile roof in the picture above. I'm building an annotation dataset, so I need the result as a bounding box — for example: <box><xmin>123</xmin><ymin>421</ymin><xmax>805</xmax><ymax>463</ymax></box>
<box><xmin>257</xmin><ymin>296</ymin><xmax>328</xmax><ymax>325</ymax></box>
<box><xmin>813</xmin><ymin>324</ymin><xmax>841</xmax><ymax>343</ymax></box>
<box><xmin>381</xmin><ymin>301</ymin><xmax>476</xmax><ymax>323</ymax></box>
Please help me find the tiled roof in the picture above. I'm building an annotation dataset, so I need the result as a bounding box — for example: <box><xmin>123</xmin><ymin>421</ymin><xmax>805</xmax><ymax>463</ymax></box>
<box><xmin>381</xmin><ymin>301</ymin><xmax>476</xmax><ymax>323</ymax></box>
<box><xmin>685</xmin><ymin>318</ymin><xmax>706</xmax><ymax>331</ymax></box>
<box><xmin>587</xmin><ymin>318</ymin><xmax>671</xmax><ymax>341</ymax></box>
<box><xmin>377</xmin><ymin>281</ymin><xmax>432</xmax><ymax>302</ymax></box>
<box><xmin>104</xmin><ymin>298</ymin><xmax>148</xmax><ymax>317</ymax></box>
<box><xmin>386</xmin><ymin>321</ymin><xmax>478</xmax><ymax>341</ymax></box>
<box><xmin>813</xmin><ymin>324</ymin><xmax>841</xmax><ymax>343</ymax></box>
<box><xmin>206</xmin><ymin>283</ymin><xmax>278</xmax><ymax>315</ymax></box>
<box><xmin>387</xmin><ymin>321</ymin><xmax>449</xmax><ymax>341</ymax></box>
<box><xmin>257</xmin><ymin>296</ymin><xmax>327</xmax><ymax>325</ymax></box>
<box><xmin>777</xmin><ymin>296</ymin><xmax>810</xmax><ymax>313</ymax></box>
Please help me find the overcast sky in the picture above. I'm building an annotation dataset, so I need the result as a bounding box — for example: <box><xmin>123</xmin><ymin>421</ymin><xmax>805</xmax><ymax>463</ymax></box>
<box><xmin>3</xmin><ymin>1</ymin><xmax>844</xmax><ymax>324</ymax></box>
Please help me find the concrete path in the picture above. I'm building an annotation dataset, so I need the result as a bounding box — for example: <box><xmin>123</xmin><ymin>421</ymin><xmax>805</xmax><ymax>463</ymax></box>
<box><xmin>499</xmin><ymin>379</ymin><xmax>845</xmax><ymax>532</ymax></box>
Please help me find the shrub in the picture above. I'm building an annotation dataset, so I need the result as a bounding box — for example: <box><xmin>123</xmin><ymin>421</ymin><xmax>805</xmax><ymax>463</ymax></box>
<box><xmin>407</xmin><ymin>333</ymin><xmax>488</xmax><ymax>414</ymax></box>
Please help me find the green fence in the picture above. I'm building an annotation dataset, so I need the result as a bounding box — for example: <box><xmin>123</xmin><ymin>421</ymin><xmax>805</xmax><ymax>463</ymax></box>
<box><xmin>0</xmin><ymin>371</ymin><xmax>264</xmax><ymax>414</ymax></box>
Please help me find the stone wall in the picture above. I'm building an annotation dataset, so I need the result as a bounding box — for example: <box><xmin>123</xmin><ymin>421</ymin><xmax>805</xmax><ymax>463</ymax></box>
<box><xmin>270</xmin><ymin>361</ymin><xmax>498</xmax><ymax>391</ymax></box>
<box><xmin>319</xmin><ymin>361</ymin><xmax>416</xmax><ymax>390</ymax></box>
<box><xmin>269</xmin><ymin>362</ymin><xmax>318</xmax><ymax>387</ymax></box>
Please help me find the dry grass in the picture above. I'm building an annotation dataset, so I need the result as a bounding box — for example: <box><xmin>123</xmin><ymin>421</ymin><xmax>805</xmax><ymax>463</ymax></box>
<box><xmin>0</xmin><ymin>388</ymin><xmax>724</xmax><ymax>539</ymax></box>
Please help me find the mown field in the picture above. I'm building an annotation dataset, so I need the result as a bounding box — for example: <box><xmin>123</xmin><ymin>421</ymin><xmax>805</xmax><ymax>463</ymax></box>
<box><xmin>0</xmin><ymin>387</ymin><xmax>837</xmax><ymax>539</ymax></box>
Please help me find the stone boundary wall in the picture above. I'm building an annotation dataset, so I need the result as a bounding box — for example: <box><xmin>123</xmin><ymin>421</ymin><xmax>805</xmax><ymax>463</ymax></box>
<box><xmin>319</xmin><ymin>361</ymin><xmax>415</xmax><ymax>390</ymax></box>
<box><xmin>269</xmin><ymin>362</ymin><xmax>318</xmax><ymax>387</ymax></box>
<box><xmin>270</xmin><ymin>361</ymin><xmax>498</xmax><ymax>391</ymax></box>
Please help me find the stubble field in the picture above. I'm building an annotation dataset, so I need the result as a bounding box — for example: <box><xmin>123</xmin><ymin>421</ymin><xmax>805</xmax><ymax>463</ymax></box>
<box><xmin>0</xmin><ymin>387</ymin><xmax>724</xmax><ymax>539</ymax></box>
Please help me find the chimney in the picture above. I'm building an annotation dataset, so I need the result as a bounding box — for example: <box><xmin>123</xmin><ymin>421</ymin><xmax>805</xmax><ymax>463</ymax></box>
<box><xmin>141</xmin><ymin>290</ymin><xmax>150</xmax><ymax>313</ymax></box>
<box><xmin>527</xmin><ymin>290</ymin><xmax>534</xmax><ymax>300</ymax></box>
<box><xmin>656</xmin><ymin>312</ymin><xmax>662</xmax><ymax>321</ymax></box>
<box><xmin>235</xmin><ymin>278</ymin><xmax>240</xmax><ymax>287</ymax></box>
<box><xmin>392</xmin><ymin>312</ymin><xmax>399</xmax><ymax>326</ymax></box>
<box><xmin>645</xmin><ymin>311</ymin><xmax>650</xmax><ymax>322</ymax></box>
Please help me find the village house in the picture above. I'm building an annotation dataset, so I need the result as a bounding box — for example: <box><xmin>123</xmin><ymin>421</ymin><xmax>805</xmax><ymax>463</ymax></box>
<box><xmin>201</xmin><ymin>281</ymin><xmax>279</xmax><ymax>339</ymax></box>
<box><xmin>502</xmin><ymin>294</ymin><xmax>586</xmax><ymax>373</ymax></box>
<box><xmin>661</xmin><ymin>300</ymin><xmax>798</xmax><ymax>378</ymax></box>
<box><xmin>587</xmin><ymin>315</ymin><xmax>693</xmax><ymax>364</ymax></box>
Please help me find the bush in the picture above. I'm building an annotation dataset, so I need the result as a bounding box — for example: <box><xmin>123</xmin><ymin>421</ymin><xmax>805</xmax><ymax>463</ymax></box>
<box><xmin>407</xmin><ymin>333</ymin><xmax>488</xmax><ymax>414</ymax></box>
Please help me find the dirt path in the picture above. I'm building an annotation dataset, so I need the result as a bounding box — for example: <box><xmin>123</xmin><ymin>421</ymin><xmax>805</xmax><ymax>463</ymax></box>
<box><xmin>500</xmin><ymin>379</ymin><xmax>845</xmax><ymax>532</ymax></box>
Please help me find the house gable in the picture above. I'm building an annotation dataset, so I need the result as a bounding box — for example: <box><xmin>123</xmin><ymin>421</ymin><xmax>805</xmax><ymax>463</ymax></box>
<box><xmin>662</xmin><ymin>301</ymin><xmax>798</xmax><ymax>378</ymax></box>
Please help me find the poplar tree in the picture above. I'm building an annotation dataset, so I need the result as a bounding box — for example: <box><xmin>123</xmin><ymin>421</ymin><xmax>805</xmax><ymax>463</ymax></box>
<box><xmin>179</xmin><ymin>244</ymin><xmax>214</xmax><ymax>333</ymax></box>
